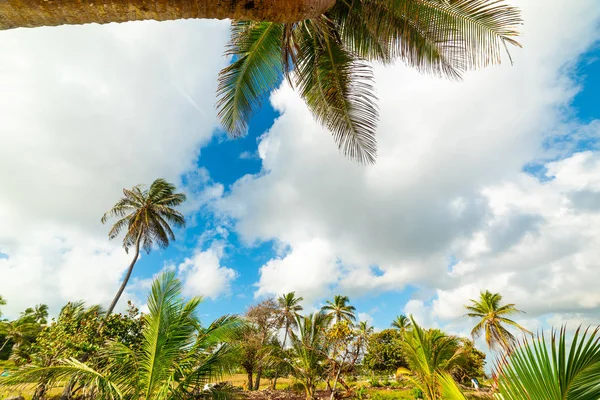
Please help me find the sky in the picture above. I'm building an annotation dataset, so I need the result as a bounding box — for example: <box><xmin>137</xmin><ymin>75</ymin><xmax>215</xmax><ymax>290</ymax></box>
<box><xmin>0</xmin><ymin>0</ymin><xmax>600</xmax><ymax>356</ymax></box>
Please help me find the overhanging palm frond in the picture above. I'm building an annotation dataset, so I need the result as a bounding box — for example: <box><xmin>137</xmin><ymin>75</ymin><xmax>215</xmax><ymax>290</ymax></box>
<box><xmin>217</xmin><ymin>20</ymin><xmax>285</xmax><ymax>137</ymax></box>
<box><xmin>295</xmin><ymin>18</ymin><xmax>378</xmax><ymax>164</ymax></box>
<box><xmin>0</xmin><ymin>359</ymin><xmax>123</xmax><ymax>400</ymax></box>
<box><xmin>497</xmin><ymin>326</ymin><xmax>600</xmax><ymax>399</ymax></box>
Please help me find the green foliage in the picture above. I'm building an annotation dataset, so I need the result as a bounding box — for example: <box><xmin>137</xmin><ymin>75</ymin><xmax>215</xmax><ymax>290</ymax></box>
<box><xmin>497</xmin><ymin>326</ymin><xmax>600</xmax><ymax>399</ymax></box>
<box><xmin>452</xmin><ymin>338</ymin><xmax>486</xmax><ymax>385</ymax></box>
<box><xmin>398</xmin><ymin>317</ymin><xmax>466</xmax><ymax>400</ymax></box>
<box><xmin>391</xmin><ymin>315</ymin><xmax>412</xmax><ymax>334</ymax></box>
<box><xmin>411</xmin><ymin>387</ymin><xmax>423</xmax><ymax>399</ymax></box>
<box><xmin>364</xmin><ymin>329</ymin><xmax>408</xmax><ymax>374</ymax></box>
<box><xmin>217</xmin><ymin>0</ymin><xmax>522</xmax><ymax>163</ymax></box>
<box><xmin>1</xmin><ymin>271</ymin><xmax>242</xmax><ymax>400</ymax></box>
<box><xmin>370</xmin><ymin>389</ymin><xmax>413</xmax><ymax>400</ymax></box>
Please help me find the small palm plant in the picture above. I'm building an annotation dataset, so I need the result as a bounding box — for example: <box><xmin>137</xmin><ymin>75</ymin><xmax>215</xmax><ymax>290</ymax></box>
<box><xmin>397</xmin><ymin>316</ymin><xmax>467</xmax><ymax>400</ymax></box>
<box><xmin>496</xmin><ymin>326</ymin><xmax>600</xmax><ymax>399</ymax></box>
<box><xmin>288</xmin><ymin>312</ymin><xmax>333</xmax><ymax>399</ymax></box>
<box><xmin>1</xmin><ymin>271</ymin><xmax>241</xmax><ymax>400</ymax></box>
<box><xmin>101</xmin><ymin>178</ymin><xmax>186</xmax><ymax>316</ymax></box>
<box><xmin>465</xmin><ymin>290</ymin><xmax>531</xmax><ymax>354</ymax></box>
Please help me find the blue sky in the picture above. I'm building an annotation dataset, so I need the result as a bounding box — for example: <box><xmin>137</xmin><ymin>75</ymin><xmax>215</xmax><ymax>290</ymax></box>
<box><xmin>0</xmin><ymin>1</ymin><xmax>600</xmax><ymax>352</ymax></box>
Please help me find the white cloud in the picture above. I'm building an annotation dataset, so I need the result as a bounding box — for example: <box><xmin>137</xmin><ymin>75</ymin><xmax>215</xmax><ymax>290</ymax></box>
<box><xmin>0</xmin><ymin>19</ymin><xmax>230</xmax><ymax>318</ymax></box>
<box><xmin>358</xmin><ymin>312</ymin><xmax>374</xmax><ymax>326</ymax></box>
<box><xmin>177</xmin><ymin>247</ymin><xmax>238</xmax><ymax>300</ymax></box>
<box><xmin>254</xmin><ymin>239</ymin><xmax>340</xmax><ymax>304</ymax></box>
<box><xmin>218</xmin><ymin>0</ymin><xmax>600</xmax><ymax>328</ymax></box>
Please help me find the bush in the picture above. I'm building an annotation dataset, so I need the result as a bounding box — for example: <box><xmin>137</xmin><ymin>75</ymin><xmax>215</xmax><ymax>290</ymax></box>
<box><xmin>287</xmin><ymin>382</ymin><xmax>305</xmax><ymax>392</ymax></box>
<box><xmin>382</xmin><ymin>379</ymin><xmax>391</xmax><ymax>387</ymax></box>
<box><xmin>411</xmin><ymin>388</ymin><xmax>424</xmax><ymax>399</ymax></box>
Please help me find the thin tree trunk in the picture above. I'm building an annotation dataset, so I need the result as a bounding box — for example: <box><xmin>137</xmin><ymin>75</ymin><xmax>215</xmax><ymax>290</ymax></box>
<box><xmin>247</xmin><ymin>370</ymin><xmax>254</xmax><ymax>391</ymax></box>
<box><xmin>0</xmin><ymin>338</ymin><xmax>10</xmax><ymax>353</ymax></box>
<box><xmin>329</xmin><ymin>365</ymin><xmax>343</xmax><ymax>400</ymax></box>
<box><xmin>105</xmin><ymin>233</ymin><xmax>142</xmax><ymax>317</ymax></box>
<box><xmin>0</xmin><ymin>0</ymin><xmax>336</xmax><ymax>30</ymax></box>
<box><xmin>272</xmin><ymin>322</ymin><xmax>289</xmax><ymax>389</ymax></box>
<box><xmin>254</xmin><ymin>364</ymin><xmax>263</xmax><ymax>390</ymax></box>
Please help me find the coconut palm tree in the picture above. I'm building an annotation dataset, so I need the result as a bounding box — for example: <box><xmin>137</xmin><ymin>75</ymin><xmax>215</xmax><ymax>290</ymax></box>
<box><xmin>273</xmin><ymin>292</ymin><xmax>304</xmax><ymax>388</ymax></box>
<box><xmin>391</xmin><ymin>314</ymin><xmax>412</xmax><ymax>334</ymax></box>
<box><xmin>322</xmin><ymin>295</ymin><xmax>356</xmax><ymax>324</ymax></box>
<box><xmin>397</xmin><ymin>316</ymin><xmax>467</xmax><ymax>400</ymax></box>
<box><xmin>0</xmin><ymin>295</ymin><xmax>6</xmax><ymax>318</ymax></box>
<box><xmin>465</xmin><ymin>290</ymin><xmax>532</xmax><ymax>354</ymax></box>
<box><xmin>1</xmin><ymin>271</ymin><xmax>242</xmax><ymax>400</ymax></box>
<box><xmin>496</xmin><ymin>326</ymin><xmax>600</xmax><ymax>399</ymax></box>
<box><xmin>288</xmin><ymin>312</ymin><xmax>333</xmax><ymax>400</ymax></box>
<box><xmin>2</xmin><ymin>1</ymin><xmax>521</xmax><ymax>164</ymax></box>
<box><xmin>101</xmin><ymin>178</ymin><xmax>186</xmax><ymax>316</ymax></box>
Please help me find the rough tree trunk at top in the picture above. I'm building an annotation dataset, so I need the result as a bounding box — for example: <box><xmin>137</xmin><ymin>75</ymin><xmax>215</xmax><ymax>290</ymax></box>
<box><xmin>0</xmin><ymin>0</ymin><xmax>336</xmax><ymax>30</ymax></box>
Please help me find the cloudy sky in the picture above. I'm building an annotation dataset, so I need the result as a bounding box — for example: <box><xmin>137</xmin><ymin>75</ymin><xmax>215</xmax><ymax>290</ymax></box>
<box><xmin>1</xmin><ymin>0</ymin><xmax>599</xmax><ymax>351</ymax></box>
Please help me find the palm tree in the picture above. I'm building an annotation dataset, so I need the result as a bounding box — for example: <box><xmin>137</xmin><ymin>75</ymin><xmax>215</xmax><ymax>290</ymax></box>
<box><xmin>397</xmin><ymin>316</ymin><xmax>467</xmax><ymax>400</ymax></box>
<box><xmin>322</xmin><ymin>295</ymin><xmax>356</xmax><ymax>324</ymax></box>
<box><xmin>0</xmin><ymin>318</ymin><xmax>40</xmax><ymax>354</ymax></box>
<box><xmin>496</xmin><ymin>326</ymin><xmax>600</xmax><ymax>399</ymax></box>
<box><xmin>0</xmin><ymin>0</ymin><xmax>334</xmax><ymax>29</ymax></box>
<box><xmin>21</xmin><ymin>304</ymin><xmax>49</xmax><ymax>325</ymax></box>
<box><xmin>273</xmin><ymin>292</ymin><xmax>303</xmax><ymax>388</ymax></box>
<box><xmin>2</xmin><ymin>1</ymin><xmax>521</xmax><ymax>165</ymax></box>
<box><xmin>465</xmin><ymin>290</ymin><xmax>532</xmax><ymax>354</ymax></box>
<box><xmin>391</xmin><ymin>314</ymin><xmax>412</xmax><ymax>334</ymax></box>
<box><xmin>288</xmin><ymin>312</ymin><xmax>333</xmax><ymax>399</ymax></box>
<box><xmin>101</xmin><ymin>178</ymin><xmax>186</xmax><ymax>316</ymax></box>
<box><xmin>1</xmin><ymin>271</ymin><xmax>242</xmax><ymax>400</ymax></box>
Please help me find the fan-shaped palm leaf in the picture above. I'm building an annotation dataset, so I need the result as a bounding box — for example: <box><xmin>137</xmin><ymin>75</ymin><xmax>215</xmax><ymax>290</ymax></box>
<box><xmin>496</xmin><ymin>326</ymin><xmax>600</xmax><ymax>399</ymax></box>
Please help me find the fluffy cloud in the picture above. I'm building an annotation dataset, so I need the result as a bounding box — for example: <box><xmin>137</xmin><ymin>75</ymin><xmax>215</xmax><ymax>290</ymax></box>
<box><xmin>218</xmin><ymin>0</ymin><xmax>600</xmax><ymax>328</ymax></box>
<box><xmin>177</xmin><ymin>247</ymin><xmax>237</xmax><ymax>299</ymax></box>
<box><xmin>0</xmin><ymin>19</ymin><xmax>230</xmax><ymax>317</ymax></box>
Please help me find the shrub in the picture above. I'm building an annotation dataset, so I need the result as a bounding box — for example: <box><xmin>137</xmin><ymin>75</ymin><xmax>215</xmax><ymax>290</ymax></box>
<box><xmin>411</xmin><ymin>388</ymin><xmax>424</xmax><ymax>399</ymax></box>
<box><xmin>382</xmin><ymin>379</ymin><xmax>391</xmax><ymax>387</ymax></box>
<box><xmin>369</xmin><ymin>378</ymin><xmax>382</xmax><ymax>387</ymax></box>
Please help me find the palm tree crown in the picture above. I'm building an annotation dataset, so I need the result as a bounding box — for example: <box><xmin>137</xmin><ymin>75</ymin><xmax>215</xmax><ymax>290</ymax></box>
<box><xmin>101</xmin><ymin>178</ymin><xmax>186</xmax><ymax>316</ymax></box>
<box><xmin>217</xmin><ymin>0</ymin><xmax>522</xmax><ymax>163</ymax></box>
<box><xmin>322</xmin><ymin>295</ymin><xmax>356</xmax><ymax>323</ymax></box>
<box><xmin>391</xmin><ymin>314</ymin><xmax>412</xmax><ymax>333</ymax></box>
<box><xmin>465</xmin><ymin>290</ymin><xmax>531</xmax><ymax>353</ymax></box>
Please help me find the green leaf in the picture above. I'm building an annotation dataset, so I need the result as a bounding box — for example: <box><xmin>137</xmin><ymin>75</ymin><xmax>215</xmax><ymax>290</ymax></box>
<box><xmin>217</xmin><ymin>21</ymin><xmax>284</xmax><ymax>137</ymax></box>
<box><xmin>295</xmin><ymin>19</ymin><xmax>378</xmax><ymax>164</ymax></box>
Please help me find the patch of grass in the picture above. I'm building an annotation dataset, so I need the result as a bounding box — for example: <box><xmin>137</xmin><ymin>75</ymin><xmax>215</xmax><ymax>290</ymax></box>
<box><xmin>369</xmin><ymin>389</ymin><xmax>414</xmax><ymax>400</ymax></box>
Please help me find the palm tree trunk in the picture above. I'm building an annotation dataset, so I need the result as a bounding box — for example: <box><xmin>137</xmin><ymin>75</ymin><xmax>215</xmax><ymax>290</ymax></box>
<box><xmin>247</xmin><ymin>370</ymin><xmax>254</xmax><ymax>391</ymax></box>
<box><xmin>272</xmin><ymin>321</ymin><xmax>290</xmax><ymax>389</ymax></box>
<box><xmin>0</xmin><ymin>338</ymin><xmax>10</xmax><ymax>353</ymax></box>
<box><xmin>0</xmin><ymin>0</ymin><xmax>336</xmax><ymax>30</ymax></box>
<box><xmin>105</xmin><ymin>233</ymin><xmax>142</xmax><ymax>317</ymax></box>
<box><xmin>254</xmin><ymin>364</ymin><xmax>263</xmax><ymax>390</ymax></box>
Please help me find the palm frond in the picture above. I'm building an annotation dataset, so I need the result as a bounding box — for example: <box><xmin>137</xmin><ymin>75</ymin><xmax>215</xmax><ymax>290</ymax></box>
<box><xmin>497</xmin><ymin>326</ymin><xmax>600</xmax><ymax>399</ymax></box>
<box><xmin>295</xmin><ymin>19</ymin><xmax>378</xmax><ymax>164</ymax></box>
<box><xmin>217</xmin><ymin>20</ymin><xmax>285</xmax><ymax>137</ymax></box>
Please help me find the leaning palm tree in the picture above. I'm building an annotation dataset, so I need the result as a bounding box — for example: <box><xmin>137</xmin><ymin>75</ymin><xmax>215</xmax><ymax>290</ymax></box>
<box><xmin>2</xmin><ymin>1</ymin><xmax>521</xmax><ymax>164</ymax></box>
<box><xmin>496</xmin><ymin>326</ymin><xmax>600</xmax><ymax>399</ymax></box>
<box><xmin>288</xmin><ymin>312</ymin><xmax>333</xmax><ymax>400</ymax></box>
<box><xmin>1</xmin><ymin>271</ymin><xmax>241</xmax><ymax>400</ymax></box>
<box><xmin>273</xmin><ymin>292</ymin><xmax>304</xmax><ymax>388</ymax></box>
<box><xmin>322</xmin><ymin>295</ymin><xmax>356</xmax><ymax>324</ymax></box>
<box><xmin>21</xmin><ymin>304</ymin><xmax>49</xmax><ymax>325</ymax></box>
<box><xmin>101</xmin><ymin>178</ymin><xmax>186</xmax><ymax>316</ymax></box>
<box><xmin>397</xmin><ymin>316</ymin><xmax>467</xmax><ymax>400</ymax></box>
<box><xmin>391</xmin><ymin>314</ymin><xmax>412</xmax><ymax>334</ymax></box>
<box><xmin>465</xmin><ymin>290</ymin><xmax>532</xmax><ymax>354</ymax></box>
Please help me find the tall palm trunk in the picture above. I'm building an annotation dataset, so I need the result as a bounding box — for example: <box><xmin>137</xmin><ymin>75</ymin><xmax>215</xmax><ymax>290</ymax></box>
<box><xmin>0</xmin><ymin>0</ymin><xmax>335</xmax><ymax>30</ymax></box>
<box><xmin>105</xmin><ymin>233</ymin><xmax>142</xmax><ymax>317</ymax></box>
